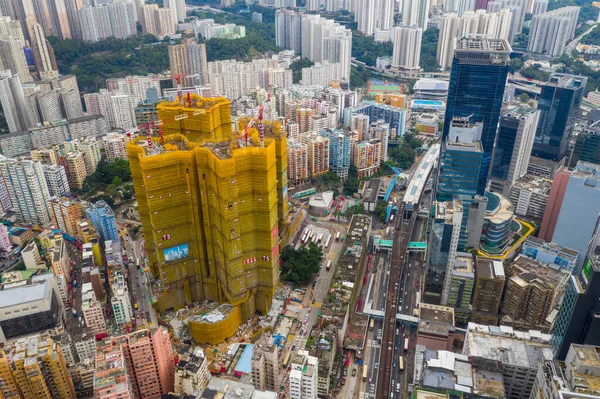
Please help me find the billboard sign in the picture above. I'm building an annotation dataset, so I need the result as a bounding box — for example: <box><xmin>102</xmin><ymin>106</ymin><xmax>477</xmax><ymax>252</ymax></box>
<box><xmin>164</xmin><ymin>243</ymin><xmax>189</xmax><ymax>263</ymax></box>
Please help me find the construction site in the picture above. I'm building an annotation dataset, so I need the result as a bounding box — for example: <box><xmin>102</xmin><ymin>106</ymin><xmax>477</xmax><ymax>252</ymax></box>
<box><xmin>127</xmin><ymin>95</ymin><xmax>293</xmax><ymax>344</ymax></box>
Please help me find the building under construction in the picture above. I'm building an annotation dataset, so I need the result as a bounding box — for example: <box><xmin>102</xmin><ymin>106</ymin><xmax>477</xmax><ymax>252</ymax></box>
<box><xmin>127</xmin><ymin>96</ymin><xmax>288</xmax><ymax>344</ymax></box>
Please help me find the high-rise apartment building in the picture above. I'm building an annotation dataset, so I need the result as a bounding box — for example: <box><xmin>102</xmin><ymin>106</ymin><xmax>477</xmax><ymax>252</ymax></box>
<box><xmin>402</xmin><ymin>0</ymin><xmax>430</xmax><ymax>29</ymax></box>
<box><xmin>81</xmin><ymin>282</ymin><xmax>106</xmax><ymax>335</ymax></box>
<box><xmin>531</xmin><ymin>0</ymin><xmax>548</xmax><ymax>15</ymax></box>
<box><xmin>489</xmin><ymin>108</ymin><xmax>539</xmax><ymax>195</ymax></box>
<box><xmin>533</xmin><ymin>73</ymin><xmax>586</xmax><ymax>162</ymax></box>
<box><xmin>391</xmin><ymin>25</ymin><xmax>422</xmax><ymax>70</ymax></box>
<box><xmin>472</xmin><ymin>257</ymin><xmax>505</xmax><ymax>325</ymax></box>
<box><xmin>60</xmin><ymin>88</ymin><xmax>84</xmax><ymax>120</ymax></box>
<box><xmin>501</xmin><ymin>255</ymin><xmax>569</xmax><ymax>332</ymax></box>
<box><xmin>351</xmin><ymin>139</ymin><xmax>382</xmax><ymax>179</ymax></box>
<box><xmin>174</xmin><ymin>346</ymin><xmax>211</xmax><ymax>395</ymax></box>
<box><xmin>528</xmin><ymin>6</ymin><xmax>580</xmax><ymax>57</ymax></box>
<box><xmin>127</xmin><ymin>97</ymin><xmax>287</xmax><ymax>341</ymax></box>
<box><xmin>7</xmin><ymin>335</ymin><xmax>76</xmax><ymax>399</ymax></box>
<box><xmin>275</xmin><ymin>9</ymin><xmax>302</xmax><ymax>54</ymax></box>
<box><xmin>551</xmin><ymin>233</ymin><xmax>600</xmax><ymax>360</ymax></box>
<box><xmin>141</xmin><ymin>4</ymin><xmax>176</xmax><ymax>39</ymax></box>
<box><xmin>111</xmin><ymin>274</ymin><xmax>133</xmax><ymax>326</ymax></box>
<box><xmin>288</xmin><ymin>140</ymin><xmax>309</xmax><ymax>185</ymax></box>
<box><xmin>169</xmin><ymin>40</ymin><xmax>210</xmax><ymax>87</ymax></box>
<box><xmin>355</xmin><ymin>0</ymin><xmax>394</xmax><ymax>35</ymax></box>
<box><xmin>251</xmin><ymin>334</ymin><xmax>281</xmax><ymax>392</ymax></box>
<box><xmin>304</xmin><ymin>133</ymin><xmax>330</xmax><ymax>177</ymax></box>
<box><xmin>85</xmin><ymin>200</ymin><xmax>119</xmax><ymax>243</ymax></box>
<box><xmin>164</xmin><ymin>0</ymin><xmax>186</xmax><ymax>23</ymax></box>
<box><xmin>49</xmin><ymin>197</ymin><xmax>82</xmax><ymax>237</ymax></box>
<box><xmin>486</xmin><ymin>0</ymin><xmax>526</xmax><ymax>43</ymax></box>
<box><xmin>436</xmin><ymin>10</ymin><xmax>512</xmax><ymax>70</ymax></box>
<box><xmin>43</xmin><ymin>164</ymin><xmax>70</xmax><ymax>197</ymax></box>
<box><xmin>30</xmin><ymin>22</ymin><xmax>58</xmax><ymax>79</ymax></box>
<box><xmin>0</xmin><ymin>156</ymin><xmax>51</xmax><ymax>224</ymax></box>
<box><xmin>0</xmin><ymin>36</ymin><xmax>32</xmax><ymax>83</ymax></box>
<box><xmin>103</xmin><ymin>132</ymin><xmax>137</xmax><ymax>162</ymax></box>
<box><xmin>289</xmin><ymin>350</ymin><xmax>318</xmax><ymax>399</ymax></box>
<box><xmin>446</xmin><ymin>253</ymin><xmax>475</xmax><ymax>324</ymax></box>
<box><xmin>79</xmin><ymin>2</ymin><xmax>136</xmax><ymax>42</ymax></box>
<box><xmin>539</xmin><ymin>162</ymin><xmax>600</xmax><ymax>273</ymax></box>
<box><xmin>94</xmin><ymin>335</ymin><xmax>133</xmax><ymax>399</ymax></box>
<box><xmin>0</xmin><ymin>71</ymin><xmax>35</xmax><ymax>133</ymax></box>
<box><xmin>322</xmin><ymin>128</ymin><xmax>351</xmax><ymax>179</ymax></box>
<box><xmin>84</xmin><ymin>90</ymin><xmax>137</xmax><ymax>129</ymax></box>
<box><xmin>64</xmin><ymin>151</ymin><xmax>87</xmax><ymax>190</ymax></box>
<box><xmin>0</xmin><ymin>16</ymin><xmax>25</xmax><ymax>42</ymax></box>
<box><xmin>463</xmin><ymin>322</ymin><xmax>553</xmax><ymax>399</ymax></box>
<box><xmin>442</xmin><ymin>37</ymin><xmax>510</xmax><ymax>193</ymax></box>
<box><xmin>65</xmin><ymin>137</ymin><xmax>102</xmax><ymax>175</ymax></box>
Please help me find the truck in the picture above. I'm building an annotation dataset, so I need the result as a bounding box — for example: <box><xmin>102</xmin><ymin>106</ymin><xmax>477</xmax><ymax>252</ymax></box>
<box><xmin>326</xmin><ymin>260</ymin><xmax>332</xmax><ymax>271</ymax></box>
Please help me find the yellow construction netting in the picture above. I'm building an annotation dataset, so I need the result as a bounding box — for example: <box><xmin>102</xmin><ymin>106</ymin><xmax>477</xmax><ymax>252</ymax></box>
<box><xmin>127</xmin><ymin>101</ymin><xmax>286</xmax><ymax>321</ymax></box>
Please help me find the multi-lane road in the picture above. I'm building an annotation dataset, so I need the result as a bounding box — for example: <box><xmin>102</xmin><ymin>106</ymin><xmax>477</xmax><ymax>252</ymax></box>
<box><xmin>376</xmin><ymin>208</ymin><xmax>417</xmax><ymax>399</ymax></box>
<box><xmin>123</xmin><ymin>234</ymin><xmax>157</xmax><ymax>327</ymax></box>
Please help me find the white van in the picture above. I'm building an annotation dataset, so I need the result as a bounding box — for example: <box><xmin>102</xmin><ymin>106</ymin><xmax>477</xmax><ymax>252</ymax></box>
<box><xmin>396</xmin><ymin>383</ymin><xmax>400</xmax><ymax>393</ymax></box>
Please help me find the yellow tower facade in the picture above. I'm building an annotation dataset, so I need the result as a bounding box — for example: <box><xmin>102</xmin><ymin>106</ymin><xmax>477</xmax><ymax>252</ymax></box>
<box><xmin>128</xmin><ymin>97</ymin><xmax>288</xmax><ymax>343</ymax></box>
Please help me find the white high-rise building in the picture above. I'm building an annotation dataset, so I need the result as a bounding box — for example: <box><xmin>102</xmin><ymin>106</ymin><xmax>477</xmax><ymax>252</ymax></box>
<box><xmin>84</xmin><ymin>90</ymin><xmax>137</xmax><ymax>129</ymax></box>
<box><xmin>528</xmin><ymin>6</ymin><xmax>580</xmax><ymax>57</ymax></box>
<box><xmin>289</xmin><ymin>350</ymin><xmax>318</xmax><ymax>399</ymax></box>
<box><xmin>103</xmin><ymin>132</ymin><xmax>137</xmax><ymax>162</ymax></box>
<box><xmin>59</xmin><ymin>88</ymin><xmax>84</xmax><ymax>120</ymax></box>
<box><xmin>30</xmin><ymin>22</ymin><xmax>58</xmax><ymax>80</ymax></box>
<box><xmin>437</xmin><ymin>10</ymin><xmax>512</xmax><ymax>70</ymax></box>
<box><xmin>79</xmin><ymin>3</ymin><xmax>136</xmax><ymax>42</ymax></box>
<box><xmin>111</xmin><ymin>274</ymin><xmax>133</xmax><ymax>326</ymax></box>
<box><xmin>165</xmin><ymin>0</ymin><xmax>186</xmax><ymax>23</ymax></box>
<box><xmin>355</xmin><ymin>0</ymin><xmax>393</xmax><ymax>35</ymax></box>
<box><xmin>43</xmin><ymin>164</ymin><xmax>70</xmax><ymax>198</ymax></box>
<box><xmin>391</xmin><ymin>24</ymin><xmax>422</xmax><ymax>70</ymax></box>
<box><xmin>141</xmin><ymin>4</ymin><xmax>176</xmax><ymax>38</ymax></box>
<box><xmin>532</xmin><ymin>0</ymin><xmax>548</xmax><ymax>15</ymax></box>
<box><xmin>301</xmin><ymin>62</ymin><xmax>342</xmax><ymax>86</ymax></box>
<box><xmin>0</xmin><ymin>157</ymin><xmax>51</xmax><ymax>225</ymax></box>
<box><xmin>275</xmin><ymin>9</ymin><xmax>302</xmax><ymax>54</ymax></box>
<box><xmin>65</xmin><ymin>0</ymin><xmax>85</xmax><ymax>40</ymax></box>
<box><xmin>402</xmin><ymin>0</ymin><xmax>429</xmax><ymax>30</ymax></box>
<box><xmin>444</xmin><ymin>0</ymin><xmax>476</xmax><ymax>16</ymax></box>
<box><xmin>107</xmin><ymin>1</ymin><xmax>137</xmax><ymax>39</ymax></box>
<box><xmin>487</xmin><ymin>0</ymin><xmax>526</xmax><ymax>43</ymax></box>
<box><xmin>0</xmin><ymin>71</ymin><xmax>35</xmax><ymax>133</ymax></box>
<box><xmin>0</xmin><ymin>16</ymin><xmax>25</xmax><ymax>43</ymax></box>
<box><xmin>0</xmin><ymin>37</ymin><xmax>32</xmax><ymax>83</ymax></box>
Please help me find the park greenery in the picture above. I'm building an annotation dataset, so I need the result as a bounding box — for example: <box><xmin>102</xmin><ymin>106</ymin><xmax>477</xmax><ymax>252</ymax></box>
<box><xmin>548</xmin><ymin>0</ymin><xmax>599</xmax><ymax>24</ymax></box>
<box><xmin>76</xmin><ymin>159</ymin><xmax>132</xmax><ymax>200</ymax></box>
<box><xmin>420</xmin><ymin>28</ymin><xmax>440</xmax><ymax>72</ymax></box>
<box><xmin>582</xmin><ymin>24</ymin><xmax>600</xmax><ymax>46</ymax></box>
<box><xmin>343</xmin><ymin>165</ymin><xmax>360</xmax><ymax>196</ymax></box>
<box><xmin>352</xmin><ymin>33</ymin><xmax>393</xmax><ymax>67</ymax></box>
<box><xmin>290</xmin><ymin>58</ymin><xmax>315</xmax><ymax>84</ymax></box>
<box><xmin>280</xmin><ymin>242</ymin><xmax>324</xmax><ymax>285</ymax></box>
<box><xmin>48</xmin><ymin>34</ymin><xmax>169</xmax><ymax>92</ymax></box>
<box><xmin>374</xmin><ymin>200</ymin><xmax>388</xmax><ymax>223</ymax></box>
<box><xmin>388</xmin><ymin>133</ymin><xmax>423</xmax><ymax>170</ymax></box>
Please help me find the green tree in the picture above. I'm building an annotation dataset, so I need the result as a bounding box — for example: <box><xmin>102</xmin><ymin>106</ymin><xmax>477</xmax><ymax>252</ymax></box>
<box><xmin>290</xmin><ymin>58</ymin><xmax>314</xmax><ymax>84</ymax></box>
<box><xmin>519</xmin><ymin>93</ymin><xmax>529</xmax><ymax>102</ymax></box>
<box><xmin>343</xmin><ymin>165</ymin><xmax>360</xmax><ymax>195</ymax></box>
<box><xmin>420</xmin><ymin>28</ymin><xmax>440</xmax><ymax>72</ymax></box>
<box><xmin>374</xmin><ymin>201</ymin><xmax>388</xmax><ymax>222</ymax></box>
<box><xmin>280</xmin><ymin>243</ymin><xmax>324</xmax><ymax>285</ymax></box>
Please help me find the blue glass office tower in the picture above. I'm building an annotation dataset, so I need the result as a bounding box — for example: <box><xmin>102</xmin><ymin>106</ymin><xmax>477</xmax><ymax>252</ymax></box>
<box><xmin>533</xmin><ymin>73</ymin><xmax>587</xmax><ymax>161</ymax></box>
<box><xmin>442</xmin><ymin>37</ymin><xmax>511</xmax><ymax>191</ymax></box>
<box><xmin>437</xmin><ymin>117</ymin><xmax>485</xmax><ymax>249</ymax></box>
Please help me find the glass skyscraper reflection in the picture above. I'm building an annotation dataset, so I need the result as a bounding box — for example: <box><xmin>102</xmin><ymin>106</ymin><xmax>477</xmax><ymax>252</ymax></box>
<box><xmin>442</xmin><ymin>37</ymin><xmax>511</xmax><ymax>189</ymax></box>
<box><xmin>533</xmin><ymin>73</ymin><xmax>587</xmax><ymax>162</ymax></box>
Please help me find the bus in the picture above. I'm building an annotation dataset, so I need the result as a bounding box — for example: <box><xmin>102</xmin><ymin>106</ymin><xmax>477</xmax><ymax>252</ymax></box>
<box><xmin>415</xmin><ymin>291</ymin><xmax>421</xmax><ymax>309</ymax></box>
<box><xmin>336</xmin><ymin>232</ymin><xmax>341</xmax><ymax>241</ymax></box>
<box><xmin>307</xmin><ymin>230</ymin><xmax>314</xmax><ymax>240</ymax></box>
<box><xmin>404</xmin><ymin>338</ymin><xmax>409</xmax><ymax>352</ymax></box>
<box><xmin>317</xmin><ymin>233</ymin><xmax>323</xmax><ymax>243</ymax></box>
<box><xmin>399</xmin><ymin>356</ymin><xmax>404</xmax><ymax>372</ymax></box>
<box><xmin>369</xmin><ymin>318</ymin><xmax>374</xmax><ymax>330</ymax></box>
<box><xmin>345</xmin><ymin>351</ymin><xmax>351</xmax><ymax>367</ymax></box>
<box><xmin>326</xmin><ymin>260</ymin><xmax>332</xmax><ymax>271</ymax></box>
<box><xmin>301</xmin><ymin>232</ymin><xmax>307</xmax><ymax>244</ymax></box>
<box><xmin>324</xmin><ymin>234</ymin><xmax>332</xmax><ymax>248</ymax></box>
<box><xmin>283</xmin><ymin>351</ymin><xmax>291</xmax><ymax>368</ymax></box>
<box><xmin>389</xmin><ymin>214</ymin><xmax>395</xmax><ymax>223</ymax></box>
<box><xmin>362</xmin><ymin>366</ymin><xmax>368</xmax><ymax>381</ymax></box>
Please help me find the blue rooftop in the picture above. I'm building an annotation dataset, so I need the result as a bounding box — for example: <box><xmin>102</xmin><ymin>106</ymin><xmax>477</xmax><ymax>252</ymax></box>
<box><xmin>234</xmin><ymin>344</ymin><xmax>254</xmax><ymax>374</ymax></box>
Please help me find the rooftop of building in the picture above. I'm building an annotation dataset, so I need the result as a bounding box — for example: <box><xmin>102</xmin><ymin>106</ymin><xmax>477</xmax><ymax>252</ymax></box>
<box><xmin>176</xmin><ymin>345</ymin><xmax>206</xmax><ymax>374</ymax></box>
<box><xmin>548</xmin><ymin>72</ymin><xmax>588</xmax><ymax>89</ymax></box>
<box><xmin>529</xmin><ymin>155</ymin><xmax>559</xmax><ymax>170</ymax></box>
<box><xmin>512</xmin><ymin>174</ymin><xmax>553</xmax><ymax>195</ymax></box>
<box><xmin>573</xmin><ymin>161</ymin><xmax>600</xmax><ymax>178</ymax></box>
<box><xmin>0</xmin><ymin>273</ymin><xmax>53</xmax><ymax>309</ymax></box>
<box><xmin>508</xmin><ymin>255</ymin><xmax>570</xmax><ymax>288</ymax></box>
<box><xmin>434</xmin><ymin>200</ymin><xmax>463</xmax><ymax>221</ymax></box>
<box><xmin>485</xmin><ymin>191</ymin><xmax>514</xmax><ymax>224</ymax></box>
<box><xmin>464</xmin><ymin>322</ymin><xmax>553</xmax><ymax>368</ymax></box>
<box><xmin>414</xmin><ymin>79</ymin><xmax>449</xmax><ymax>91</ymax></box>
<box><xmin>453</xmin><ymin>253</ymin><xmax>474</xmax><ymax>276</ymax></box>
<box><xmin>364</xmin><ymin>178</ymin><xmax>381</xmax><ymax>204</ymax></box>
<box><xmin>475</xmin><ymin>257</ymin><xmax>505</xmax><ymax>280</ymax></box>
<box><xmin>455</xmin><ymin>36</ymin><xmax>511</xmax><ymax>53</ymax></box>
<box><xmin>308</xmin><ymin>191</ymin><xmax>334</xmax><ymax>209</ymax></box>
<box><xmin>189</xmin><ymin>303</ymin><xmax>235</xmax><ymax>325</ymax></box>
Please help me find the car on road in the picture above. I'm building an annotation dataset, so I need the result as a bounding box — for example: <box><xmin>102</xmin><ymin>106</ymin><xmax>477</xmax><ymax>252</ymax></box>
<box><xmin>291</xmin><ymin>345</ymin><xmax>295</xmax><ymax>351</ymax></box>
<box><xmin>402</xmin><ymin>333</ymin><xmax>406</xmax><ymax>339</ymax></box>
<box><xmin>308</xmin><ymin>308</ymin><xmax>312</xmax><ymax>313</ymax></box>
<box><xmin>405</xmin><ymin>306</ymin><xmax>408</xmax><ymax>311</ymax></box>
<box><xmin>352</xmin><ymin>368</ymin><xmax>357</xmax><ymax>376</ymax></box>
<box><xmin>374</xmin><ymin>363</ymin><xmax>379</xmax><ymax>369</ymax></box>
<box><xmin>369</xmin><ymin>377</ymin><xmax>373</xmax><ymax>384</ymax></box>
<box><xmin>312</xmin><ymin>299</ymin><xmax>316</xmax><ymax>304</ymax></box>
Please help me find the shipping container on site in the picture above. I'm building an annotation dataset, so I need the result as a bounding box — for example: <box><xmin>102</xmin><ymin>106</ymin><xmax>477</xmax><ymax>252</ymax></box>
<box><xmin>127</xmin><ymin>95</ymin><xmax>289</xmax><ymax>344</ymax></box>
